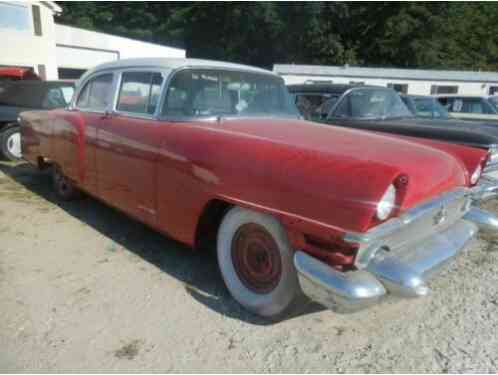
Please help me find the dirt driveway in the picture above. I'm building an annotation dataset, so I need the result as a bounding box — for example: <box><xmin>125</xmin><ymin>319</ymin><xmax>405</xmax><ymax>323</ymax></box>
<box><xmin>1</xmin><ymin>161</ymin><xmax>498</xmax><ymax>372</ymax></box>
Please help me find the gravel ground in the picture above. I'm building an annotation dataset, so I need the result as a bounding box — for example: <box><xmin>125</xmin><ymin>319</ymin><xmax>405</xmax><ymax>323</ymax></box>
<box><xmin>1</xmin><ymin>161</ymin><xmax>498</xmax><ymax>372</ymax></box>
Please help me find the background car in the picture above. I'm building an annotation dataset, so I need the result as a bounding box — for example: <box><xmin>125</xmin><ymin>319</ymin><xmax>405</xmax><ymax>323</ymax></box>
<box><xmin>436</xmin><ymin>95</ymin><xmax>498</xmax><ymax>122</ymax></box>
<box><xmin>401</xmin><ymin>94</ymin><xmax>452</xmax><ymax>119</ymax></box>
<box><xmin>0</xmin><ymin>67</ymin><xmax>40</xmax><ymax>82</ymax></box>
<box><xmin>288</xmin><ymin>83</ymin><xmax>498</xmax><ymax>176</ymax></box>
<box><xmin>0</xmin><ymin>80</ymin><xmax>74</xmax><ymax>161</ymax></box>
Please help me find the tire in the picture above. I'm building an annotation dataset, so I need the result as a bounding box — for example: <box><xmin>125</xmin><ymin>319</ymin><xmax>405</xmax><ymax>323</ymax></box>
<box><xmin>52</xmin><ymin>165</ymin><xmax>80</xmax><ymax>200</ymax></box>
<box><xmin>1</xmin><ymin>126</ymin><xmax>22</xmax><ymax>161</ymax></box>
<box><xmin>217</xmin><ymin>206</ymin><xmax>300</xmax><ymax>319</ymax></box>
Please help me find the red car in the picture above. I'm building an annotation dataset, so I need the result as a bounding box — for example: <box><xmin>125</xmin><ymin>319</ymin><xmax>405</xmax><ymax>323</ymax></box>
<box><xmin>20</xmin><ymin>58</ymin><xmax>498</xmax><ymax>319</ymax></box>
<box><xmin>0</xmin><ymin>67</ymin><xmax>40</xmax><ymax>82</ymax></box>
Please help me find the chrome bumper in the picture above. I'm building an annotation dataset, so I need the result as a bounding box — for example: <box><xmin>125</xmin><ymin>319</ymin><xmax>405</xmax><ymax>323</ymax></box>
<box><xmin>295</xmin><ymin>198</ymin><xmax>498</xmax><ymax>313</ymax></box>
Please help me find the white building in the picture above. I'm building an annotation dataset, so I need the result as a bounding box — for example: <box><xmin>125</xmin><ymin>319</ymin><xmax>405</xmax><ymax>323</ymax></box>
<box><xmin>1</xmin><ymin>1</ymin><xmax>186</xmax><ymax>80</ymax></box>
<box><xmin>274</xmin><ymin>64</ymin><xmax>498</xmax><ymax>96</ymax></box>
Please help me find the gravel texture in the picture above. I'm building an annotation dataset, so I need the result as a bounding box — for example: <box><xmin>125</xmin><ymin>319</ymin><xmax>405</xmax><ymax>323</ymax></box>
<box><xmin>1</xmin><ymin>161</ymin><xmax>498</xmax><ymax>372</ymax></box>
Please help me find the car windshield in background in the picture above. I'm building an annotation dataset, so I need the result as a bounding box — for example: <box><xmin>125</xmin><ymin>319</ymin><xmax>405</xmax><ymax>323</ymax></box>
<box><xmin>294</xmin><ymin>93</ymin><xmax>339</xmax><ymax>120</ymax></box>
<box><xmin>489</xmin><ymin>96</ymin><xmax>498</xmax><ymax>111</ymax></box>
<box><xmin>335</xmin><ymin>88</ymin><xmax>413</xmax><ymax>120</ymax></box>
<box><xmin>413</xmin><ymin>97</ymin><xmax>449</xmax><ymax>119</ymax></box>
<box><xmin>162</xmin><ymin>69</ymin><xmax>298</xmax><ymax>119</ymax></box>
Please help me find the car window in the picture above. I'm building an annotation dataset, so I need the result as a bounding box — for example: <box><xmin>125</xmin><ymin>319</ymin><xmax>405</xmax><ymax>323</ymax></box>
<box><xmin>43</xmin><ymin>87</ymin><xmax>68</xmax><ymax>109</ymax></box>
<box><xmin>162</xmin><ymin>69</ymin><xmax>297</xmax><ymax>119</ymax></box>
<box><xmin>60</xmin><ymin>86</ymin><xmax>74</xmax><ymax>104</ymax></box>
<box><xmin>116</xmin><ymin>71</ymin><xmax>163</xmax><ymax>115</ymax></box>
<box><xmin>461</xmin><ymin>98</ymin><xmax>484</xmax><ymax>113</ymax></box>
<box><xmin>76</xmin><ymin>73</ymin><xmax>114</xmax><ymax>111</ymax></box>
<box><xmin>294</xmin><ymin>93</ymin><xmax>338</xmax><ymax>120</ymax></box>
<box><xmin>333</xmin><ymin>89</ymin><xmax>412</xmax><ymax>119</ymax></box>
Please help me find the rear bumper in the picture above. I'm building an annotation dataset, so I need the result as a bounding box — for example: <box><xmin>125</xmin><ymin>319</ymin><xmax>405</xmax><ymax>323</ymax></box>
<box><xmin>294</xmin><ymin>207</ymin><xmax>498</xmax><ymax>313</ymax></box>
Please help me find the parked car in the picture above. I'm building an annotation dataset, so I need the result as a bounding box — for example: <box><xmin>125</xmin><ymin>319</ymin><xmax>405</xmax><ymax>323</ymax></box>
<box><xmin>436</xmin><ymin>95</ymin><xmax>498</xmax><ymax>122</ymax></box>
<box><xmin>0</xmin><ymin>80</ymin><xmax>75</xmax><ymax>160</ymax></box>
<box><xmin>401</xmin><ymin>94</ymin><xmax>452</xmax><ymax>119</ymax></box>
<box><xmin>20</xmin><ymin>58</ymin><xmax>498</xmax><ymax>319</ymax></box>
<box><xmin>288</xmin><ymin>84</ymin><xmax>498</xmax><ymax>178</ymax></box>
<box><xmin>0</xmin><ymin>67</ymin><xmax>40</xmax><ymax>82</ymax></box>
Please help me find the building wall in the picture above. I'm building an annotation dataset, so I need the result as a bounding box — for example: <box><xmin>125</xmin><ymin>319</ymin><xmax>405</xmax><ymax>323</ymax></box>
<box><xmin>280</xmin><ymin>74</ymin><xmax>497</xmax><ymax>96</ymax></box>
<box><xmin>1</xmin><ymin>2</ymin><xmax>186</xmax><ymax>81</ymax></box>
<box><xmin>1</xmin><ymin>1</ymin><xmax>59</xmax><ymax>79</ymax></box>
<box><xmin>55</xmin><ymin>24</ymin><xmax>185</xmax><ymax>71</ymax></box>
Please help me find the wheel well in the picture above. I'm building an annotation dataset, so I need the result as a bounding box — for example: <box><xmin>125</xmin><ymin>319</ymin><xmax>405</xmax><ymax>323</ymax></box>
<box><xmin>195</xmin><ymin>199</ymin><xmax>232</xmax><ymax>251</ymax></box>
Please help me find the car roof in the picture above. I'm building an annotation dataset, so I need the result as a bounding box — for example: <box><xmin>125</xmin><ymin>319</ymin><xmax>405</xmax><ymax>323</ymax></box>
<box><xmin>286</xmin><ymin>83</ymin><xmax>385</xmax><ymax>95</ymax></box>
<box><xmin>88</xmin><ymin>58</ymin><xmax>273</xmax><ymax>76</ymax></box>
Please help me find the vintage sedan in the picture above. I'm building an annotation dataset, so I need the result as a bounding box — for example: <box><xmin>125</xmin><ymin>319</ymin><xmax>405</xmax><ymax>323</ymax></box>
<box><xmin>20</xmin><ymin>59</ymin><xmax>498</xmax><ymax>319</ymax></box>
<box><xmin>288</xmin><ymin>84</ymin><xmax>498</xmax><ymax>179</ymax></box>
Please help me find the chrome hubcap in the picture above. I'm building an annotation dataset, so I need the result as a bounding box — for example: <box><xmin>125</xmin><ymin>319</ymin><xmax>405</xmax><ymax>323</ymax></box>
<box><xmin>6</xmin><ymin>132</ymin><xmax>21</xmax><ymax>158</ymax></box>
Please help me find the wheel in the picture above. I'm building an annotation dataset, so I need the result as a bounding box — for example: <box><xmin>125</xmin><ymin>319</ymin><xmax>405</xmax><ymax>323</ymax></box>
<box><xmin>1</xmin><ymin>126</ymin><xmax>22</xmax><ymax>161</ymax></box>
<box><xmin>217</xmin><ymin>206</ymin><xmax>300</xmax><ymax>318</ymax></box>
<box><xmin>52</xmin><ymin>165</ymin><xmax>80</xmax><ymax>200</ymax></box>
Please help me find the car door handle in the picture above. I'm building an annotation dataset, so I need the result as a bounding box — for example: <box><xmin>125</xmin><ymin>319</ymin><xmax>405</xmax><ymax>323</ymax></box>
<box><xmin>100</xmin><ymin>110</ymin><xmax>113</xmax><ymax>120</ymax></box>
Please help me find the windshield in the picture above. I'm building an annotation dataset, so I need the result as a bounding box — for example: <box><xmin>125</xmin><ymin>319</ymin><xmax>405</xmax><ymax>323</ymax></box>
<box><xmin>489</xmin><ymin>96</ymin><xmax>498</xmax><ymax>111</ymax></box>
<box><xmin>162</xmin><ymin>69</ymin><xmax>298</xmax><ymax>119</ymax></box>
<box><xmin>335</xmin><ymin>88</ymin><xmax>413</xmax><ymax>119</ymax></box>
<box><xmin>293</xmin><ymin>93</ymin><xmax>339</xmax><ymax>120</ymax></box>
<box><xmin>412</xmin><ymin>97</ymin><xmax>449</xmax><ymax>119</ymax></box>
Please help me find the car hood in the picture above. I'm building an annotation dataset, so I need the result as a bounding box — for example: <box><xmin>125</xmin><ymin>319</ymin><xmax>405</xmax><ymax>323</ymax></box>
<box><xmin>385</xmin><ymin>117</ymin><xmax>498</xmax><ymax>144</ymax></box>
<box><xmin>216</xmin><ymin>117</ymin><xmax>467</xmax><ymax>212</ymax></box>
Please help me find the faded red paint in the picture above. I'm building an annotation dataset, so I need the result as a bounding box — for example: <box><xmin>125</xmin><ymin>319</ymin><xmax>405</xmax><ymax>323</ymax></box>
<box><xmin>20</xmin><ymin>110</ymin><xmax>488</xmax><ymax>268</ymax></box>
<box><xmin>0</xmin><ymin>67</ymin><xmax>40</xmax><ymax>81</ymax></box>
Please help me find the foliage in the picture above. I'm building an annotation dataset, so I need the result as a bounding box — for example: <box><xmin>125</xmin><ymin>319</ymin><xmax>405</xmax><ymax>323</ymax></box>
<box><xmin>55</xmin><ymin>2</ymin><xmax>498</xmax><ymax>71</ymax></box>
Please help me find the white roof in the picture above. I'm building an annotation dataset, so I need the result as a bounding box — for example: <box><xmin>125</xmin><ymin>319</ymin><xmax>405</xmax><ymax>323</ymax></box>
<box><xmin>274</xmin><ymin>64</ymin><xmax>498</xmax><ymax>83</ymax></box>
<box><xmin>92</xmin><ymin>58</ymin><xmax>273</xmax><ymax>76</ymax></box>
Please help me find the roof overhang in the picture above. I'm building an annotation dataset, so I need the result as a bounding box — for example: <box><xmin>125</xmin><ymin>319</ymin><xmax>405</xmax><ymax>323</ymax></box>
<box><xmin>41</xmin><ymin>1</ymin><xmax>62</xmax><ymax>14</ymax></box>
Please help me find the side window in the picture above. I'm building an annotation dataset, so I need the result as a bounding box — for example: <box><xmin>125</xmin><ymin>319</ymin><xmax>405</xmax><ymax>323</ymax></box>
<box><xmin>332</xmin><ymin>96</ymin><xmax>350</xmax><ymax>118</ymax></box>
<box><xmin>76</xmin><ymin>73</ymin><xmax>114</xmax><ymax>111</ymax></box>
<box><xmin>116</xmin><ymin>72</ymin><xmax>163</xmax><ymax>115</ymax></box>
<box><xmin>43</xmin><ymin>87</ymin><xmax>67</xmax><ymax>109</ymax></box>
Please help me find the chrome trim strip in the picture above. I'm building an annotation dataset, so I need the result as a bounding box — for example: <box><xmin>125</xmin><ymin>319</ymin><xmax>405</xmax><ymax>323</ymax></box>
<box><xmin>344</xmin><ymin>188</ymin><xmax>470</xmax><ymax>245</ymax></box>
<box><xmin>464</xmin><ymin>207</ymin><xmax>498</xmax><ymax>234</ymax></box>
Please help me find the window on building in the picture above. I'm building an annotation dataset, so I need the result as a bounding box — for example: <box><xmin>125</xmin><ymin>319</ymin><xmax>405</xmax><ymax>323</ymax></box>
<box><xmin>430</xmin><ymin>85</ymin><xmax>458</xmax><ymax>94</ymax></box>
<box><xmin>387</xmin><ymin>83</ymin><xmax>408</xmax><ymax>94</ymax></box>
<box><xmin>0</xmin><ymin>3</ymin><xmax>31</xmax><ymax>32</ymax></box>
<box><xmin>117</xmin><ymin>72</ymin><xmax>163</xmax><ymax>115</ymax></box>
<box><xmin>349</xmin><ymin>81</ymin><xmax>365</xmax><ymax>86</ymax></box>
<box><xmin>32</xmin><ymin>5</ymin><xmax>41</xmax><ymax>36</ymax></box>
<box><xmin>489</xmin><ymin>86</ymin><xmax>498</xmax><ymax>95</ymax></box>
<box><xmin>58</xmin><ymin>68</ymin><xmax>87</xmax><ymax>81</ymax></box>
<box><xmin>76</xmin><ymin>73</ymin><xmax>114</xmax><ymax>111</ymax></box>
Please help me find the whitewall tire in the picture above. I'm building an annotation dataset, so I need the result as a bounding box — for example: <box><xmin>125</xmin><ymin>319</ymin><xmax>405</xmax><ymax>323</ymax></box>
<box><xmin>217</xmin><ymin>206</ymin><xmax>300</xmax><ymax>318</ymax></box>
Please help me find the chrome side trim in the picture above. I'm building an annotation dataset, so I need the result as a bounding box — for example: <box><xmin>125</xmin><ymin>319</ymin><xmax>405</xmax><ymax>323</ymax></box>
<box><xmin>345</xmin><ymin>188</ymin><xmax>470</xmax><ymax>246</ymax></box>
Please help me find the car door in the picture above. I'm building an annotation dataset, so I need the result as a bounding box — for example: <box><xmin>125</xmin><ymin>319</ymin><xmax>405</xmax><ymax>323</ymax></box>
<box><xmin>53</xmin><ymin>73</ymin><xmax>114</xmax><ymax>196</ymax></box>
<box><xmin>96</xmin><ymin>70</ymin><xmax>164</xmax><ymax>226</ymax></box>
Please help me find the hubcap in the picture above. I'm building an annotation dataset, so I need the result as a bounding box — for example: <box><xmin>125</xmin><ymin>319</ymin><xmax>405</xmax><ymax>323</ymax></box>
<box><xmin>6</xmin><ymin>132</ymin><xmax>21</xmax><ymax>158</ymax></box>
<box><xmin>231</xmin><ymin>223</ymin><xmax>282</xmax><ymax>294</ymax></box>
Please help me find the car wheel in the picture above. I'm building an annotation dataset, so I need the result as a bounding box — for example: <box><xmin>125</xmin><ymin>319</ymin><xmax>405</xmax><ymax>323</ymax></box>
<box><xmin>217</xmin><ymin>206</ymin><xmax>300</xmax><ymax>319</ymax></box>
<box><xmin>1</xmin><ymin>126</ymin><xmax>22</xmax><ymax>161</ymax></box>
<box><xmin>52</xmin><ymin>165</ymin><xmax>80</xmax><ymax>200</ymax></box>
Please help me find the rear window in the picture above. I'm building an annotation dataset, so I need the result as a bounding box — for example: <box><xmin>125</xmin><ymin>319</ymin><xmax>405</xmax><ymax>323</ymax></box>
<box><xmin>0</xmin><ymin>82</ymin><xmax>73</xmax><ymax>108</ymax></box>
